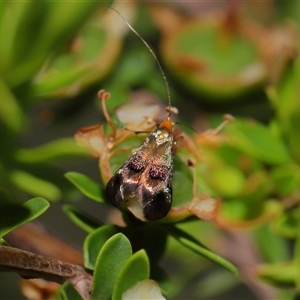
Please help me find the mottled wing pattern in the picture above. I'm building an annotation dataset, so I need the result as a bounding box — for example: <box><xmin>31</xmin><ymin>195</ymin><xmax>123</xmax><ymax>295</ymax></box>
<box><xmin>106</xmin><ymin>128</ymin><xmax>173</xmax><ymax>221</ymax></box>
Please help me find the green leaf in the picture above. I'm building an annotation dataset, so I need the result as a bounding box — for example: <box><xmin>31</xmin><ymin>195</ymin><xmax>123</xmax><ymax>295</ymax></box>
<box><xmin>161</xmin><ymin>21</ymin><xmax>263</xmax><ymax>100</ymax></box>
<box><xmin>9</xmin><ymin>170</ymin><xmax>61</xmax><ymax>201</ymax></box>
<box><xmin>59</xmin><ymin>282</ymin><xmax>83</xmax><ymax>300</ymax></box>
<box><xmin>270</xmin><ymin>164</ymin><xmax>300</xmax><ymax>196</ymax></box>
<box><xmin>83</xmin><ymin>224</ymin><xmax>119</xmax><ymax>270</ymax></box>
<box><xmin>272</xmin><ymin>209</ymin><xmax>300</xmax><ymax>239</ymax></box>
<box><xmin>63</xmin><ymin>205</ymin><xmax>101</xmax><ymax>233</ymax></box>
<box><xmin>255</xmin><ymin>225</ymin><xmax>290</xmax><ymax>263</ymax></box>
<box><xmin>112</xmin><ymin>249</ymin><xmax>150</xmax><ymax>300</ymax></box>
<box><xmin>114</xmin><ymin>45</ymin><xmax>156</xmax><ymax>86</ymax></box>
<box><xmin>14</xmin><ymin>138</ymin><xmax>88</xmax><ymax>163</ymax></box>
<box><xmin>65</xmin><ymin>172</ymin><xmax>105</xmax><ymax>203</ymax></box>
<box><xmin>27</xmin><ymin>0</ymin><xmax>128</xmax><ymax>99</ymax></box>
<box><xmin>6</xmin><ymin>1</ymin><xmax>102</xmax><ymax>87</ymax></box>
<box><xmin>90</xmin><ymin>233</ymin><xmax>132</xmax><ymax>300</ymax></box>
<box><xmin>256</xmin><ymin>262</ymin><xmax>296</xmax><ymax>288</ymax></box>
<box><xmin>166</xmin><ymin>225</ymin><xmax>238</xmax><ymax>275</ymax></box>
<box><xmin>172</xmin><ymin>156</ymin><xmax>194</xmax><ymax>207</ymax></box>
<box><xmin>0</xmin><ymin>197</ymin><xmax>49</xmax><ymax>238</ymax></box>
<box><xmin>225</xmin><ymin>119</ymin><xmax>292</xmax><ymax>165</ymax></box>
<box><xmin>0</xmin><ymin>78</ymin><xmax>26</xmax><ymax>132</ymax></box>
<box><xmin>287</xmin><ymin>110</ymin><xmax>300</xmax><ymax>162</ymax></box>
<box><xmin>268</xmin><ymin>57</ymin><xmax>300</xmax><ymax>162</ymax></box>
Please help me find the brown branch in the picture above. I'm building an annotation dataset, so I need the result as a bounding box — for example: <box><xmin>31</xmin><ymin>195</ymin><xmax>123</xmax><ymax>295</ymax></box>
<box><xmin>4</xmin><ymin>222</ymin><xmax>83</xmax><ymax>265</ymax></box>
<box><xmin>0</xmin><ymin>245</ymin><xmax>92</xmax><ymax>300</ymax></box>
<box><xmin>221</xmin><ymin>231</ymin><xmax>276</xmax><ymax>300</ymax></box>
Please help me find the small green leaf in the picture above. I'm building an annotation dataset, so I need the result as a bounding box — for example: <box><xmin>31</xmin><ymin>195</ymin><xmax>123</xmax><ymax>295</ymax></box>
<box><xmin>172</xmin><ymin>156</ymin><xmax>194</xmax><ymax>207</ymax></box>
<box><xmin>65</xmin><ymin>172</ymin><xmax>105</xmax><ymax>203</ymax></box>
<box><xmin>204</xmin><ymin>164</ymin><xmax>245</xmax><ymax>198</ymax></box>
<box><xmin>256</xmin><ymin>262</ymin><xmax>296</xmax><ymax>288</ymax></box>
<box><xmin>59</xmin><ymin>282</ymin><xmax>83</xmax><ymax>300</ymax></box>
<box><xmin>287</xmin><ymin>111</ymin><xmax>300</xmax><ymax>163</ymax></box>
<box><xmin>0</xmin><ymin>197</ymin><xmax>49</xmax><ymax>238</ymax></box>
<box><xmin>114</xmin><ymin>45</ymin><xmax>156</xmax><ymax>86</ymax></box>
<box><xmin>226</xmin><ymin>119</ymin><xmax>292</xmax><ymax>165</ymax></box>
<box><xmin>255</xmin><ymin>225</ymin><xmax>290</xmax><ymax>263</ymax></box>
<box><xmin>270</xmin><ymin>164</ymin><xmax>300</xmax><ymax>196</ymax></box>
<box><xmin>0</xmin><ymin>78</ymin><xmax>26</xmax><ymax>132</ymax></box>
<box><xmin>90</xmin><ymin>233</ymin><xmax>132</xmax><ymax>300</ymax></box>
<box><xmin>112</xmin><ymin>250</ymin><xmax>150</xmax><ymax>300</ymax></box>
<box><xmin>63</xmin><ymin>205</ymin><xmax>101</xmax><ymax>233</ymax></box>
<box><xmin>272</xmin><ymin>209</ymin><xmax>300</xmax><ymax>239</ymax></box>
<box><xmin>9</xmin><ymin>170</ymin><xmax>62</xmax><ymax>201</ymax></box>
<box><xmin>83</xmin><ymin>224</ymin><xmax>119</xmax><ymax>270</ymax></box>
<box><xmin>15</xmin><ymin>138</ymin><xmax>88</xmax><ymax>163</ymax></box>
<box><xmin>166</xmin><ymin>225</ymin><xmax>238</xmax><ymax>275</ymax></box>
<box><xmin>161</xmin><ymin>21</ymin><xmax>264</xmax><ymax>100</ymax></box>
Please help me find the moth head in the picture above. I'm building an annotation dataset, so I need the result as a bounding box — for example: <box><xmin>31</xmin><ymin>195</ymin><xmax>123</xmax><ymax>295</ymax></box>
<box><xmin>158</xmin><ymin>117</ymin><xmax>173</xmax><ymax>132</ymax></box>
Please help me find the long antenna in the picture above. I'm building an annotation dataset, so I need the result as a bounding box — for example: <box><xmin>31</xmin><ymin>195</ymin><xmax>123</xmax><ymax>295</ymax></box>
<box><xmin>109</xmin><ymin>6</ymin><xmax>172</xmax><ymax>116</ymax></box>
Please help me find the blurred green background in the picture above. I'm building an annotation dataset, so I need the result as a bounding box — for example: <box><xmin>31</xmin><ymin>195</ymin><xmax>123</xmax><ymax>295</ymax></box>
<box><xmin>1</xmin><ymin>1</ymin><xmax>300</xmax><ymax>299</ymax></box>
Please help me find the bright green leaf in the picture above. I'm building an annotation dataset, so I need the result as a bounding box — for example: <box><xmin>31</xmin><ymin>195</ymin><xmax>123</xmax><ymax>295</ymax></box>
<box><xmin>287</xmin><ymin>110</ymin><xmax>300</xmax><ymax>162</ymax></box>
<box><xmin>272</xmin><ymin>209</ymin><xmax>300</xmax><ymax>239</ymax></box>
<box><xmin>0</xmin><ymin>78</ymin><xmax>26</xmax><ymax>132</ymax></box>
<box><xmin>255</xmin><ymin>225</ymin><xmax>290</xmax><ymax>263</ymax></box>
<box><xmin>226</xmin><ymin>119</ymin><xmax>292</xmax><ymax>165</ymax></box>
<box><xmin>0</xmin><ymin>197</ymin><xmax>49</xmax><ymax>238</ymax></box>
<box><xmin>6</xmin><ymin>1</ymin><xmax>102</xmax><ymax>87</ymax></box>
<box><xmin>161</xmin><ymin>22</ymin><xmax>264</xmax><ymax>100</ymax></box>
<box><xmin>90</xmin><ymin>233</ymin><xmax>132</xmax><ymax>300</ymax></box>
<box><xmin>172</xmin><ymin>156</ymin><xmax>194</xmax><ymax>207</ymax></box>
<box><xmin>65</xmin><ymin>172</ymin><xmax>105</xmax><ymax>203</ymax></box>
<box><xmin>14</xmin><ymin>138</ymin><xmax>88</xmax><ymax>163</ymax></box>
<box><xmin>9</xmin><ymin>170</ymin><xmax>61</xmax><ymax>201</ymax></box>
<box><xmin>256</xmin><ymin>262</ymin><xmax>296</xmax><ymax>288</ymax></box>
<box><xmin>205</xmin><ymin>164</ymin><xmax>245</xmax><ymax>198</ymax></box>
<box><xmin>83</xmin><ymin>224</ymin><xmax>119</xmax><ymax>270</ymax></box>
<box><xmin>112</xmin><ymin>250</ymin><xmax>150</xmax><ymax>300</ymax></box>
<box><xmin>270</xmin><ymin>164</ymin><xmax>300</xmax><ymax>196</ymax></box>
<box><xmin>63</xmin><ymin>205</ymin><xmax>101</xmax><ymax>233</ymax></box>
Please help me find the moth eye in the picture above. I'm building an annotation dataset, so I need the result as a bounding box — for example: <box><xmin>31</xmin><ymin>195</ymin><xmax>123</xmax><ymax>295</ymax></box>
<box><xmin>149</xmin><ymin>164</ymin><xmax>168</xmax><ymax>180</ymax></box>
<box><xmin>128</xmin><ymin>153</ymin><xmax>146</xmax><ymax>172</ymax></box>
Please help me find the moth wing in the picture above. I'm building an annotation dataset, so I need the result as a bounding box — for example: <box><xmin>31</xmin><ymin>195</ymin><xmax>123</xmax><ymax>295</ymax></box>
<box><xmin>106</xmin><ymin>133</ymin><xmax>156</xmax><ymax>207</ymax></box>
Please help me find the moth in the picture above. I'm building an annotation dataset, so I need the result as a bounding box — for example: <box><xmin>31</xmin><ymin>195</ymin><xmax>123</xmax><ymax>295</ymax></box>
<box><xmin>106</xmin><ymin>116</ymin><xmax>175</xmax><ymax>221</ymax></box>
<box><xmin>105</xmin><ymin>8</ymin><xmax>179</xmax><ymax>221</ymax></box>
